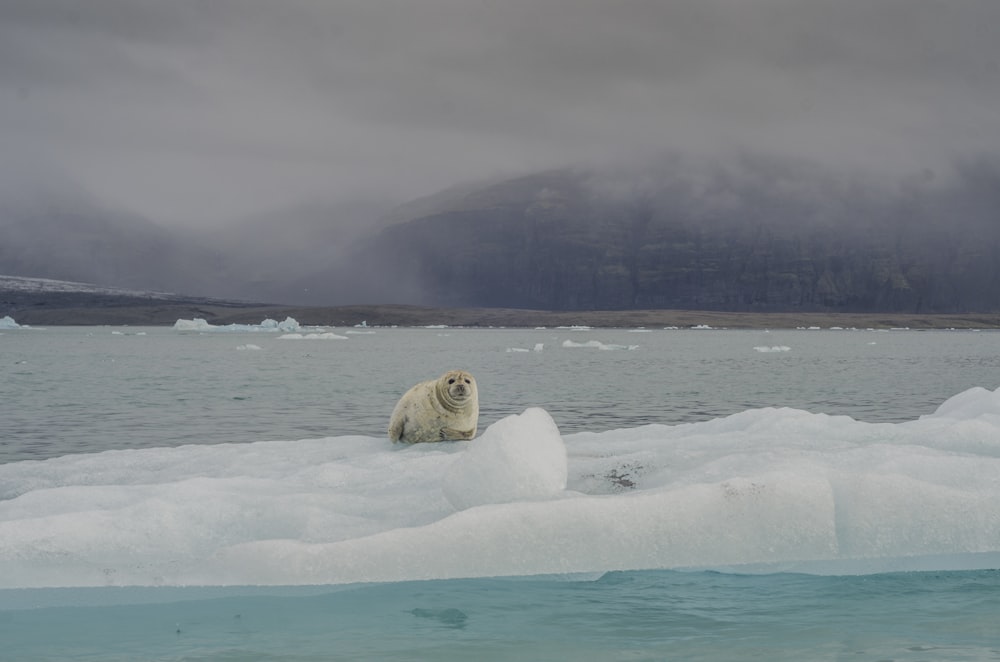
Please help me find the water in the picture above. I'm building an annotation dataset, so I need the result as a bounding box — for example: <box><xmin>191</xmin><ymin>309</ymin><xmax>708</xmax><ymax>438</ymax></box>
<box><xmin>2</xmin><ymin>323</ymin><xmax>1000</xmax><ymax>660</ymax></box>
<box><xmin>4</xmin><ymin>570</ymin><xmax>999</xmax><ymax>661</ymax></box>
<box><xmin>4</xmin><ymin>325</ymin><xmax>1000</xmax><ymax>462</ymax></box>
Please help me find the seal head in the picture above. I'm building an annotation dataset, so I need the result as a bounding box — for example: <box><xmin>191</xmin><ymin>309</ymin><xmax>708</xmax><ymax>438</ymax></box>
<box><xmin>436</xmin><ymin>370</ymin><xmax>476</xmax><ymax>412</ymax></box>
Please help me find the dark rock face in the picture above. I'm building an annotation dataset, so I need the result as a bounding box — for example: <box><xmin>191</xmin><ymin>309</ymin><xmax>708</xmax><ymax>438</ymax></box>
<box><xmin>359</xmin><ymin>160</ymin><xmax>1000</xmax><ymax>313</ymax></box>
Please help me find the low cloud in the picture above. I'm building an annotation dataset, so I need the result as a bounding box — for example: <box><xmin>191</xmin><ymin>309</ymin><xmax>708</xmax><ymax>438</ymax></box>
<box><xmin>2</xmin><ymin>0</ymin><xmax>999</xmax><ymax>228</ymax></box>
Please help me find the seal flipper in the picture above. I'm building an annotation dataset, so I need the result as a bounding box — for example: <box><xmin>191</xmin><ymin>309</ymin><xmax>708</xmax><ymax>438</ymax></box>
<box><xmin>388</xmin><ymin>415</ymin><xmax>405</xmax><ymax>442</ymax></box>
<box><xmin>441</xmin><ymin>426</ymin><xmax>476</xmax><ymax>440</ymax></box>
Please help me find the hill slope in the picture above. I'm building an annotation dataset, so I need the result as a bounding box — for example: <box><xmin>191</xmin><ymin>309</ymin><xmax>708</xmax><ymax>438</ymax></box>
<box><xmin>336</xmin><ymin>156</ymin><xmax>1000</xmax><ymax>313</ymax></box>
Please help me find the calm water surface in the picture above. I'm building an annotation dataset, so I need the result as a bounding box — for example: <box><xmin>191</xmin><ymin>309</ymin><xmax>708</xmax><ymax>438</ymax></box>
<box><xmin>4</xmin><ymin>569</ymin><xmax>999</xmax><ymax>661</ymax></box>
<box><xmin>3</xmin><ymin>325</ymin><xmax>1000</xmax><ymax>462</ymax></box>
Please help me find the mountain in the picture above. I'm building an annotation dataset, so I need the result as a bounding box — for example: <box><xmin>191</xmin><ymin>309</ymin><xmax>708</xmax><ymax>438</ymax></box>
<box><xmin>0</xmin><ymin>192</ymin><xmax>223</xmax><ymax>297</ymax></box>
<box><xmin>331</xmin><ymin>155</ymin><xmax>1000</xmax><ymax>313</ymax></box>
<box><xmin>0</xmin><ymin>179</ymin><xmax>387</xmax><ymax>305</ymax></box>
<box><xmin>3</xmin><ymin>154</ymin><xmax>999</xmax><ymax>313</ymax></box>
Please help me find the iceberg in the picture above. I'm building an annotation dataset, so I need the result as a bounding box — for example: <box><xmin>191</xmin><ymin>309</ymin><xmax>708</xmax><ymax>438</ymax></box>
<box><xmin>173</xmin><ymin>317</ymin><xmax>302</xmax><ymax>333</ymax></box>
<box><xmin>0</xmin><ymin>315</ymin><xmax>22</xmax><ymax>329</ymax></box>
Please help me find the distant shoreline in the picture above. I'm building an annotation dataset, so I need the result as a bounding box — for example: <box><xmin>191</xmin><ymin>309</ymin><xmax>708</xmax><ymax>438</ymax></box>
<box><xmin>7</xmin><ymin>301</ymin><xmax>1000</xmax><ymax>330</ymax></box>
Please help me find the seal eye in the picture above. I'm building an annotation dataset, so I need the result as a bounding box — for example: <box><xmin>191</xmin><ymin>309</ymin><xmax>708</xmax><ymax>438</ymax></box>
<box><xmin>448</xmin><ymin>378</ymin><xmax>455</xmax><ymax>384</ymax></box>
<box><xmin>464</xmin><ymin>379</ymin><xmax>471</xmax><ymax>384</ymax></box>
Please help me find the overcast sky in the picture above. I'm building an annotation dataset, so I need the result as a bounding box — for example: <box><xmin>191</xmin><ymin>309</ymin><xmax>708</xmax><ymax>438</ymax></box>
<box><xmin>3</xmin><ymin>0</ymin><xmax>999</xmax><ymax>227</ymax></box>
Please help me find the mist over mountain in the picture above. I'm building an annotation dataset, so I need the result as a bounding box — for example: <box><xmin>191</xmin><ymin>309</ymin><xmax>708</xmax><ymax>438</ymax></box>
<box><xmin>181</xmin><ymin>197</ymin><xmax>393</xmax><ymax>304</ymax></box>
<box><xmin>0</xmin><ymin>180</ymin><xmax>219</xmax><ymax>297</ymax></box>
<box><xmin>336</xmin><ymin>153</ymin><xmax>1000</xmax><ymax>313</ymax></box>
<box><xmin>2</xmin><ymin>152</ymin><xmax>999</xmax><ymax>313</ymax></box>
<box><xmin>0</xmin><ymin>167</ymin><xmax>390</xmax><ymax>304</ymax></box>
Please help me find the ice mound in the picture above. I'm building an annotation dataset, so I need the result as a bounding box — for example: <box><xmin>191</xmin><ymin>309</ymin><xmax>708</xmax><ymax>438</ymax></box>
<box><xmin>173</xmin><ymin>317</ymin><xmax>302</xmax><ymax>332</ymax></box>
<box><xmin>442</xmin><ymin>408</ymin><xmax>568</xmax><ymax>510</ymax></box>
<box><xmin>754</xmin><ymin>345</ymin><xmax>791</xmax><ymax>353</ymax></box>
<box><xmin>923</xmin><ymin>386</ymin><xmax>1000</xmax><ymax>421</ymax></box>
<box><xmin>0</xmin><ymin>315</ymin><xmax>24</xmax><ymax>329</ymax></box>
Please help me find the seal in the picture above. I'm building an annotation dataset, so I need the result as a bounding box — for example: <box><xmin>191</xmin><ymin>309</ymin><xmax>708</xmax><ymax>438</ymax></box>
<box><xmin>388</xmin><ymin>370</ymin><xmax>479</xmax><ymax>443</ymax></box>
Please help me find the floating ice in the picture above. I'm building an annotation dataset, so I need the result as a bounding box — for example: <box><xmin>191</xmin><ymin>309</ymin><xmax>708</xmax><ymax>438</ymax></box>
<box><xmin>266</xmin><ymin>317</ymin><xmax>303</xmax><ymax>332</ymax></box>
<box><xmin>278</xmin><ymin>332</ymin><xmax>347</xmax><ymax>340</ymax></box>
<box><xmin>562</xmin><ymin>339</ymin><xmax>639</xmax><ymax>351</ymax></box>
<box><xmin>174</xmin><ymin>317</ymin><xmax>302</xmax><ymax>333</ymax></box>
<box><xmin>0</xmin><ymin>315</ymin><xmax>23</xmax><ymax>329</ymax></box>
<box><xmin>2</xmin><ymin>387</ymin><xmax>1000</xmax><ymax>588</ymax></box>
<box><xmin>754</xmin><ymin>345</ymin><xmax>791</xmax><ymax>353</ymax></box>
<box><xmin>507</xmin><ymin>343</ymin><xmax>545</xmax><ymax>353</ymax></box>
<box><xmin>236</xmin><ymin>344</ymin><xmax>263</xmax><ymax>351</ymax></box>
<box><xmin>174</xmin><ymin>318</ymin><xmax>220</xmax><ymax>331</ymax></box>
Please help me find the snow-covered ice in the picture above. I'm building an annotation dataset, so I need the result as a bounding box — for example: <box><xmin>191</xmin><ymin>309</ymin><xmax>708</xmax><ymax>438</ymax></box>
<box><xmin>442</xmin><ymin>408</ymin><xmax>567</xmax><ymax>511</ymax></box>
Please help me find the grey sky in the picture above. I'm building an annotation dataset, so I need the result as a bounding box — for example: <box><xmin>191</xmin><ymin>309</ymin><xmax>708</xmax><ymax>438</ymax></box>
<box><xmin>2</xmin><ymin>0</ymin><xmax>999</xmax><ymax>227</ymax></box>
